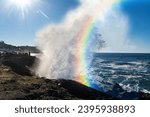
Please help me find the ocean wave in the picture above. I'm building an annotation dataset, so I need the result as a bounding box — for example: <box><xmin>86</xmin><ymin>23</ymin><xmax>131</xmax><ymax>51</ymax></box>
<box><xmin>141</xmin><ymin>89</ymin><xmax>150</xmax><ymax>94</ymax></box>
<box><xmin>89</xmin><ymin>53</ymin><xmax>150</xmax><ymax>94</ymax></box>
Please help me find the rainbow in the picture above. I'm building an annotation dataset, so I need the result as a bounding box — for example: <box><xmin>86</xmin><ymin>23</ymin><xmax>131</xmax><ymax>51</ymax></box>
<box><xmin>74</xmin><ymin>0</ymin><xmax>121</xmax><ymax>89</ymax></box>
<box><xmin>75</xmin><ymin>16</ymin><xmax>95</xmax><ymax>87</ymax></box>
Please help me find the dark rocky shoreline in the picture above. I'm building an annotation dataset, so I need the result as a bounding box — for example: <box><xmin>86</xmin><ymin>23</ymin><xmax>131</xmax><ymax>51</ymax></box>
<box><xmin>0</xmin><ymin>54</ymin><xmax>149</xmax><ymax>100</ymax></box>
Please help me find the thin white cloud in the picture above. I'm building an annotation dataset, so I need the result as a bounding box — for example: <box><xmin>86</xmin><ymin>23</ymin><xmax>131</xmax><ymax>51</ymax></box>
<box><xmin>37</xmin><ymin>9</ymin><xmax>50</xmax><ymax>20</ymax></box>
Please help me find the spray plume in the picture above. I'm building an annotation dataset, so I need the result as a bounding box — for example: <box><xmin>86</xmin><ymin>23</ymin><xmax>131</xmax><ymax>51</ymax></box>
<box><xmin>35</xmin><ymin>0</ymin><xmax>124</xmax><ymax>80</ymax></box>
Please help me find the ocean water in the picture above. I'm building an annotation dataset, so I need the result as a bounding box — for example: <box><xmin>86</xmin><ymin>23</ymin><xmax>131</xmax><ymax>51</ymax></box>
<box><xmin>88</xmin><ymin>53</ymin><xmax>150</xmax><ymax>94</ymax></box>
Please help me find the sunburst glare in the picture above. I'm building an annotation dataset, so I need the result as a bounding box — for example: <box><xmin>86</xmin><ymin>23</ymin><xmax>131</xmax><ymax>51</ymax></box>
<box><xmin>7</xmin><ymin>0</ymin><xmax>38</xmax><ymax>19</ymax></box>
<box><xmin>10</xmin><ymin>0</ymin><xmax>32</xmax><ymax>8</ymax></box>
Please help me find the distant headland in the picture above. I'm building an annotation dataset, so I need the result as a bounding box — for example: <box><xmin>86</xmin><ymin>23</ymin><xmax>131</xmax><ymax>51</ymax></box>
<box><xmin>0</xmin><ymin>41</ymin><xmax>39</xmax><ymax>55</ymax></box>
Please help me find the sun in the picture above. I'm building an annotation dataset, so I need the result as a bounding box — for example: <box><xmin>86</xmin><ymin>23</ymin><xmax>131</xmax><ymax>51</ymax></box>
<box><xmin>6</xmin><ymin>0</ymin><xmax>48</xmax><ymax>20</ymax></box>
<box><xmin>10</xmin><ymin>0</ymin><xmax>32</xmax><ymax>8</ymax></box>
<box><xmin>8</xmin><ymin>0</ymin><xmax>34</xmax><ymax>18</ymax></box>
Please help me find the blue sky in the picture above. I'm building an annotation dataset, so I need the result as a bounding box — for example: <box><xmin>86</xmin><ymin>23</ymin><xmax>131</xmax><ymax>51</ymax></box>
<box><xmin>120</xmin><ymin>0</ymin><xmax>150</xmax><ymax>51</ymax></box>
<box><xmin>0</xmin><ymin>0</ymin><xmax>149</xmax><ymax>52</ymax></box>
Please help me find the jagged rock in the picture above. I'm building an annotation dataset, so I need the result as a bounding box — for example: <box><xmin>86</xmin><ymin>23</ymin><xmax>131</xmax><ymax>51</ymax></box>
<box><xmin>1</xmin><ymin>54</ymin><xmax>35</xmax><ymax>76</ymax></box>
